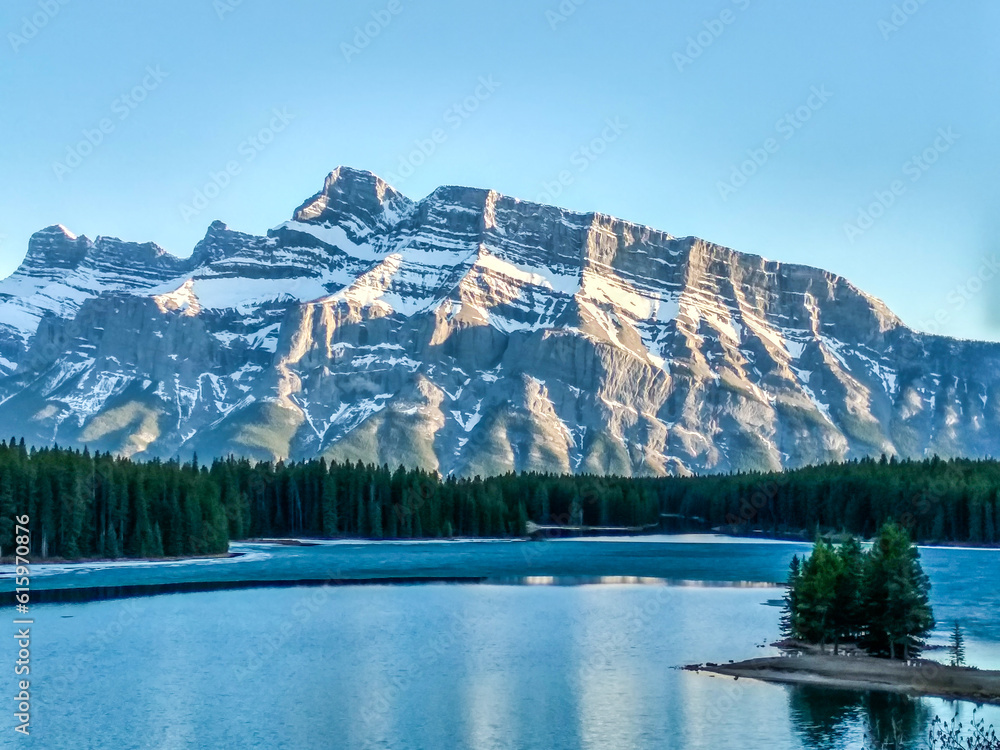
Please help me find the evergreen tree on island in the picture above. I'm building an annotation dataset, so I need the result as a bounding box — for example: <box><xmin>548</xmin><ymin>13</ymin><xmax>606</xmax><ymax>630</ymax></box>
<box><xmin>779</xmin><ymin>555</ymin><xmax>801</xmax><ymax>639</ymax></box>
<box><xmin>784</xmin><ymin>522</ymin><xmax>934</xmax><ymax>660</ymax></box>
<box><xmin>832</xmin><ymin>536</ymin><xmax>865</xmax><ymax>653</ymax></box>
<box><xmin>950</xmin><ymin>621</ymin><xmax>967</xmax><ymax>667</ymax></box>
<box><xmin>862</xmin><ymin>523</ymin><xmax>934</xmax><ymax>660</ymax></box>
<box><xmin>794</xmin><ymin>539</ymin><xmax>842</xmax><ymax>651</ymax></box>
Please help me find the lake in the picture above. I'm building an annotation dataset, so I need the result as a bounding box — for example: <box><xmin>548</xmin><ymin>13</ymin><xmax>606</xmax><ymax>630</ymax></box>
<box><xmin>3</xmin><ymin>536</ymin><xmax>998</xmax><ymax>749</ymax></box>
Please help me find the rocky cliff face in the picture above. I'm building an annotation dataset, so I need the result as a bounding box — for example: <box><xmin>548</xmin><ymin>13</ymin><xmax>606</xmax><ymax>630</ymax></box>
<box><xmin>1</xmin><ymin>167</ymin><xmax>998</xmax><ymax>475</ymax></box>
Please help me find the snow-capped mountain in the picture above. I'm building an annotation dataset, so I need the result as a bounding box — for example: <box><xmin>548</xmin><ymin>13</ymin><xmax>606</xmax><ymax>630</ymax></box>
<box><xmin>1</xmin><ymin>167</ymin><xmax>998</xmax><ymax>476</ymax></box>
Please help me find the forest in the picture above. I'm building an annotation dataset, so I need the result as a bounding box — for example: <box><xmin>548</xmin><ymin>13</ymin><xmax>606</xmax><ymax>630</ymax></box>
<box><xmin>1</xmin><ymin>437</ymin><xmax>999</xmax><ymax>560</ymax></box>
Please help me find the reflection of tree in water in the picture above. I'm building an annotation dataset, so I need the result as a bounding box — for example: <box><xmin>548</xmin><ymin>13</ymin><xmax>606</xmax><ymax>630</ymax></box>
<box><xmin>789</xmin><ymin>686</ymin><xmax>863</xmax><ymax>749</ymax></box>
<box><xmin>788</xmin><ymin>687</ymin><xmax>931</xmax><ymax>750</ymax></box>
<box><xmin>862</xmin><ymin>692</ymin><xmax>931</xmax><ymax>749</ymax></box>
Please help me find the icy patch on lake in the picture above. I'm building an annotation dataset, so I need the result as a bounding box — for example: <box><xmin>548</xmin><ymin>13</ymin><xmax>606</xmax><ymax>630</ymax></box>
<box><xmin>0</xmin><ymin>544</ymin><xmax>274</xmax><ymax>579</ymax></box>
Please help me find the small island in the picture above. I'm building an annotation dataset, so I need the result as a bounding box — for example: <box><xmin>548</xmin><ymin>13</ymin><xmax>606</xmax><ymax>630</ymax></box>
<box><xmin>689</xmin><ymin>523</ymin><xmax>1000</xmax><ymax>706</ymax></box>
<box><xmin>688</xmin><ymin>654</ymin><xmax>1000</xmax><ymax>706</ymax></box>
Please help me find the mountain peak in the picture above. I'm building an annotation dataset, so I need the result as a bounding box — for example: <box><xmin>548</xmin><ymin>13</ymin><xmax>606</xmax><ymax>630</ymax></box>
<box><xmin>292</xmin><ymin>167</ymin><xmax>411</xmax><ymax>227</ymax></box>
<box><xmin>17</xmin><ymin>225</ymin><xmax>92</xmax><ymax>277</ymax></box>
<box><xmin>45</xmin><ymin>223</ymin><xmax>78</xmax><ymax>240</ymax></box>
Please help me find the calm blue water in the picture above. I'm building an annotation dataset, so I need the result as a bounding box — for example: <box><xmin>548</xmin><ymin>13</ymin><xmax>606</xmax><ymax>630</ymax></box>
<box><xmin>2</xmin><ymin>536</ymin><xmax>998</xmax><ymax>749</ymax></box>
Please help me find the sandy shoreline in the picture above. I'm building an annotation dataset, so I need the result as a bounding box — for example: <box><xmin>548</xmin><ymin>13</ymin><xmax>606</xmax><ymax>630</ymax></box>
<box><xmin>687</xmin><ymin>655</ymin><xmax>1000</xmax><ymax>705</ymax></box>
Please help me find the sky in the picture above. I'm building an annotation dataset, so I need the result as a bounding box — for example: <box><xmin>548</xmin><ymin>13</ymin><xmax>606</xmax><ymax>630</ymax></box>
<box><xmin>1</xmin><ymin>0</ymin><xmax>997</xmax><ymax>340</ymax></box>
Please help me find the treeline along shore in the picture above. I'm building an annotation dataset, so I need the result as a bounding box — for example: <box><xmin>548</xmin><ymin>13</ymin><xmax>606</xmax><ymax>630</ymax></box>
<box><xmin>1</xmin><ymin>438</ymin><xmax>999</xmax><ymax>560</ymax></box>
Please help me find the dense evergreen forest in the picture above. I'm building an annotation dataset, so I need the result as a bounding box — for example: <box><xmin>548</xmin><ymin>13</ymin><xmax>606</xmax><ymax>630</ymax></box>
<box><xmin>1</xmin><ymin>437</ymin><xmax>999</xmax><ymax>560</ymax></box>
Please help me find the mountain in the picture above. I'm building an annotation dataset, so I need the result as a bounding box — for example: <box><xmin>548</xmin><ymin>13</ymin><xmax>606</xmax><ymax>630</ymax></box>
<box><xmin>1</xmin><ymin>167</ymin><xmax>998</xmax><ymax>476</ymax></box>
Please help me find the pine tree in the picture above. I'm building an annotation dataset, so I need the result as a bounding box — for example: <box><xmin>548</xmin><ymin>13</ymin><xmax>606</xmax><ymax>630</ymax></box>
<box><xmin>529</xmin><ymin>485</ymin><xmax>549</xmax><ymax>524</ymax></box>
<box><xmin>780</xmin><ymin>555</ymin><xmax>802</xmax><ymax>639</ymax></box>
<box><xmin>569</xmin><ymin>494</ymin><xmax>583</xmax><ymax>528</ymax></box>
<box><xmin>0</xmin><ymin>472</ymin><xmax>15</xmax><ymax>559</ymax></box>
<box><xmin>321</xmin><ymin>476</ymin><xmax>338</xmax><ymax>536</ymax></box>
<box><xmin>832</xmin><ymin>536</ymin><xmax>865</xmax><ymax>653</ymax></box>
<box><xmin>795</xmin><ymin>539</ymin><xmax>842</xmax><ymax>651</ymax></box>
<box><xmin>368</xmin><ymin>480</ymin><xmax>383</xmax><ymax>538</ymax></box>
<box><xmin>127</xmin><ymin>475</ymin><xmax>152</xmax><ymax>557</ymax></box>
<box><xmin>862</xmin><ymin>523</ymin><xmax>934</xmax><ymax>659</ymax></box>
<box><xmin>949</xmin><ymin>621</ymin><xmax>967</xmax><ymax>667</ymax></box>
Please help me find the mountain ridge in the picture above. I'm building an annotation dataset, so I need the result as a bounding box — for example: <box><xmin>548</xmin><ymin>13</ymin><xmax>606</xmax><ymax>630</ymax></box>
<box><xmin>0</xmin><ymin>167</ymin><xmax>997</xmax><ymax>476</ymax></box>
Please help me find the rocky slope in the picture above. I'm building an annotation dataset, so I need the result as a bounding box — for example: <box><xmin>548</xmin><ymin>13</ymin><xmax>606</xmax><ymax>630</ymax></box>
<box><xmin>1</xmin><ymin>167</ymin><xmax>998</xmax><ymax>476</ymax></box>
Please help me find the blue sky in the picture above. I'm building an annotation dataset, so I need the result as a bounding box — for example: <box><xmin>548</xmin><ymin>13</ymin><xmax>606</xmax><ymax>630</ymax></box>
<box><xmin>1</xmin><ymin>0</ymin><xmax>997</xmax><ymax>340</ymax></box>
